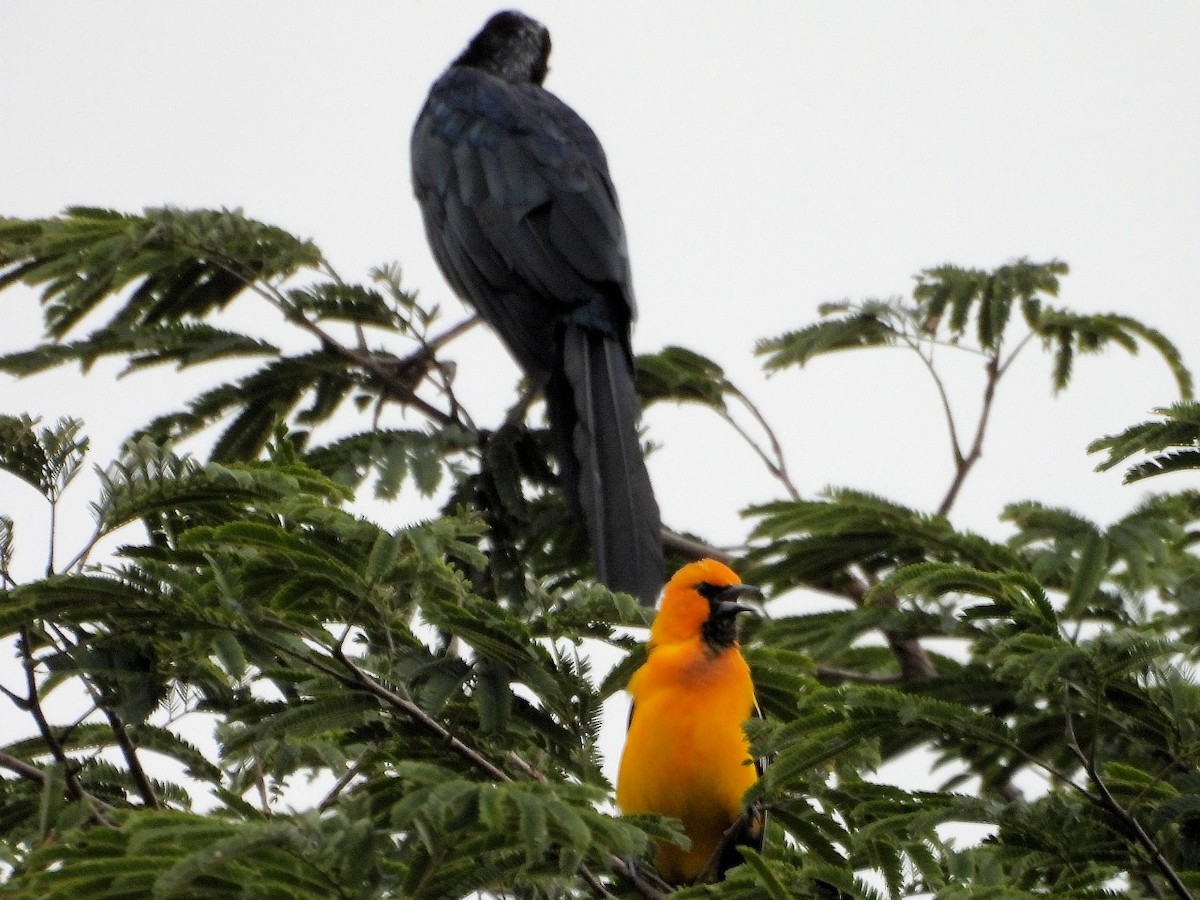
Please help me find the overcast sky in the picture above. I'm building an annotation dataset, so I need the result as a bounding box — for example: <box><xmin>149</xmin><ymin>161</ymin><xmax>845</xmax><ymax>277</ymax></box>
<box><xmin>2</xmin><ymin>1</ymin><xmax>1198</xmax><ymax>809</ymax></box>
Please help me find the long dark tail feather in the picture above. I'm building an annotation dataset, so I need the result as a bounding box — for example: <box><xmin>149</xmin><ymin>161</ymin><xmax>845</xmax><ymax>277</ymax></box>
<box><xmin>549</xmin><ymin>326</ymin><xmax>664</xmax><ymax>606</ymax></box>
<box><xmin>699</xmin><ymin>804</ymin><xmax>766</xmax><ymax>884</ymax></box>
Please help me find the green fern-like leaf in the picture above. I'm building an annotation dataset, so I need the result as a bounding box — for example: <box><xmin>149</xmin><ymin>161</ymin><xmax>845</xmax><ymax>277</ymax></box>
<box><xmin>914</xmin><ymin>259</ymin><xmax>1067</xmax><ymax>352</ymax></box>
<box><xmin>756</xmin><ymin>299</ymin><xmax>902</xmax><ymax>372</ymax></box>
<box><xmin>303</xmin><ymin>426</ymin><xmax>469</xmax><ymax>499</ymax></box>
<box><xmin>635</xmin><ymin>344</ymin><xmax>731</xmax><ymax>410</ymax></box>
<box><xmin>0</xmin><ymin>322</ymin><xmax>278</xmax><ymax>378</ymax></box>
<box><xmin>0</xmin><ymin>206</ymin><xmax>321</xmax><ymax>339</ymax></box>
<box><xmin>287</xmin><ymin>281</ymin><xmax>395</xmax><ymax>328</ymax></box>
<box><xmin>219</xmin><ymin>693</ymin><xmax>383</xmax><ymax>758</ymax></box>
<box><xmin>1089</xmin><ymin>401</ymin><xmax>1200</xmax><ymax>482</ymax></box>
<box><xmin>0</xmin><ymin>414</ymin><xmax>88</xmax><ymax>501</ymax></box>
<box><xmin>1034</xmin><ymin>309</ymin><xmax>1192</xmax><ymax>397</ymax></box>
<box><xmin>0</xmin><ymin>514</ymin><xmax>13</xmax><ymax>576</ymax></box>
<box><xmin>877</xmin><ymin>561</ymin><xmax>1058</xmax><ymax>632</ymax></box>
<box><xmin>0</xmin><ymin>574</ymin><xmax>158</xmax><ymax>637</ymax></box>
<box><xmin>745</xmin><ymin>489</ymin><xmax>1024</xmax><ymax>596</ymax></box>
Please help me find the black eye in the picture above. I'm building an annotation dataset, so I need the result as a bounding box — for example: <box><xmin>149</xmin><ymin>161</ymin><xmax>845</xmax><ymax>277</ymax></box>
<box><xmin>695</xmin><ymin>581</ymin><xmax>725</xmax><ymax>602</ymax></box>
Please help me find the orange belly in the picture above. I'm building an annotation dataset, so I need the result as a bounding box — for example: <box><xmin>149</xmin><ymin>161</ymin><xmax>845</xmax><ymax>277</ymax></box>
<box><xmin>616</xmin><ymin>640</ymin><xmax>757</xmax><ymax>884</ymax></box>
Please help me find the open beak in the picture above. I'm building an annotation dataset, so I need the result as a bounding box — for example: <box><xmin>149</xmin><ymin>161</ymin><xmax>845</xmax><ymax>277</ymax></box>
<box><xmin>714</xmin><ymin>583</ymin><xmax>763</xmax><ymax>618</ymax></box>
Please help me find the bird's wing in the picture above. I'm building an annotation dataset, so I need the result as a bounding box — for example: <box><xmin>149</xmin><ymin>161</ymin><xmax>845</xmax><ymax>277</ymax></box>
<box><xmin>412</xmin><ymin>65</ymin><xmax>662</xmax><ymax>605</ymax></box>
<box><xmin>412</xmin><ymin>68</ymin><xmax>635</xmax><ymax>373</ymax></box>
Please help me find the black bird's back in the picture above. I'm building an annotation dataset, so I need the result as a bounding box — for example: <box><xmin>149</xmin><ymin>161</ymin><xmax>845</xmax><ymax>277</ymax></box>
<box><xmin>411</xmin><ymin>63</ymin><xmax>635</xmax><ymax>376</ymax></box>
<box><xmin>411</xmin><ymin>11</ymin><xmax>663</xmax><ymax>606</ymax></box>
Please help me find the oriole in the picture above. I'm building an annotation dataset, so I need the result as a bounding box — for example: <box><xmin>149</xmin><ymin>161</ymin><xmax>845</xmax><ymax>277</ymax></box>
<box><xmin>616</xmin><ymin>558</ymin><xmax>764</xmax><ymax>884</ymax></box>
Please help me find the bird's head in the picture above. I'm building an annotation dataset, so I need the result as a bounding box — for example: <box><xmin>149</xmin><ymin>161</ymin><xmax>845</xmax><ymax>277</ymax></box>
<box><xmin>454</xmin><ymin>10</ymin><xmax>552</xmax><ymax>86</ymax></box>
<box><xmin>652</xmin><ymin>559</ymin><xmax>762</xmax><ymax>651</ymax></box>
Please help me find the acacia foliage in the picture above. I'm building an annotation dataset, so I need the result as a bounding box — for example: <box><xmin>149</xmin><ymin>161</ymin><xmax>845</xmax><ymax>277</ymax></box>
<box><xmin>1</xmin><ymin>208</ymin><xmax>1198</xmax><ymax>898</ymax></box>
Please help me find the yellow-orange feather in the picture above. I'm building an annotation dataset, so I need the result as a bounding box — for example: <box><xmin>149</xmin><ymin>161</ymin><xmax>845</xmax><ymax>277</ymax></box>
<box><xmin>616</xmin><ymin>559</ymin><xmax>759</xmax><ymax>884</ymax></box>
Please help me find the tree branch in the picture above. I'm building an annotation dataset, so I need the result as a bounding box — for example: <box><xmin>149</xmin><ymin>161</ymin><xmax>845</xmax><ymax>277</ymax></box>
<box><xmin>938</xmin><ymin>353</ymin><xmax>999</xmax><ymax>517</ymax></box>
<box><xmin>59</xmin><ymin>524</ymin><xmax>106</xmax><ymax>575</ymax></box>
<box><xmin>330</xmin><ymin>644</ymin><xmax>511</xmax><ymax>782</ymax></box>
<box><xmin>577</xmin><ymin>866</ymin><xmax>625</xmax><ymax>899</ymax></box>
<box><xmin>16</xmin><ymin>626</ymin><xmax>116</xmax><ymax>825</ymax></box>
<box><xmin>0</xmin><ymin>751</ymin><xmax>47</xmax><ymax>785</ymax></box>
<box><xmin>662</xmin><ymin>531</ymin><xmax>937</xmax><ymax>681</ymax></box>
<box><xmin>721</xmin><ymin>384</ymin><xmax>801</xmax><ymax>501</ymax></box>
<box><xmin>46</xmin><ymin>497</ymin><xmax>58</xmax><ymax>576</ymax></box>
<box><xmin>20</xmin><ymin>626</ymin><xmax>84</xmax><ymax>803</ymax></box>
<box><xmin>840</xmin><ymin>574</ymin><xmax>937</xmax><ymax>680</ymax></box>
<box><xmin>661</xmin><ymin>529</ymin><xmax>734</xmax><ymax>565</ymax></box>
<box><xmin>254</xmin><ymin>631</ymin><xmax>667</xmax><ymax>898</ymax></box>
<box><xmin>319</xmin><ymin>752</ymin><xmax>368</xmax><ymax>812</ymax></box>
<box><xmin>328</xmin><ymin>645</ymin><xmax>668</xmax><ymax>898</ymax></box>
<box><xmin>102</xmin><ymin>709</ymin><xmax>159</xmax><ymax>809</ymax></box>
<box><xmin>902</xmin><ymin>331</ymin><xmax>965</xmax><ymax>467</ymax></box>
<box><xmin>213</xmin><ymin>257</ymin><xmax>467</xmax><ymax>429</ymax></box>
<box><xmin>1065</xmin><ymin>709</ymin><xmax>1193</xmax><ymax>900</ymax></box>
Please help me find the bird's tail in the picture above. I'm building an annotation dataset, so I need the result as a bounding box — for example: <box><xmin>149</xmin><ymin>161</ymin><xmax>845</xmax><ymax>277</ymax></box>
<box><xmin>549</xmin><ymin>326</ymin><xmax>664</xmax><ymax>607</ymax></box>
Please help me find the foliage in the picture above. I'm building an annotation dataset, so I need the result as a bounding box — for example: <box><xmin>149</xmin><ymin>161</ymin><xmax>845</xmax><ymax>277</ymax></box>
<box><xmin>1090</xmin><ymin>401</ymin><xmax>1200</xmax><ymax>483</ymax></box>
<box><xmin>1</xmin><ymin>210</ymin><xmax>1198</xmax><ymax>898</ymax></box>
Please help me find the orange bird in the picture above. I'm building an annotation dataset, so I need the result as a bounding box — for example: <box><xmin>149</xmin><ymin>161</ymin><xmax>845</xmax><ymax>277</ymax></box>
<box><xmin>616</xmin><ymin>558</ymin><xmax>764</xmax><ymax>884</ymax></box>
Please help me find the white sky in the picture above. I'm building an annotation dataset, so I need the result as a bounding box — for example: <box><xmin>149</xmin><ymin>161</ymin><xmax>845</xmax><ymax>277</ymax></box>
<box><xmin>1</xmin><ymin>0</ymin><xmax>1198</xmax><ymax>835</ymax></box>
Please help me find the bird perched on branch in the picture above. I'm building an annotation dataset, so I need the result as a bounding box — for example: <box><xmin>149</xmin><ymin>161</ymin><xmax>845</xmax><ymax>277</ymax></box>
<box><xmin>617</xmin><ymin>558</ymin><xmax>765</xmax><ymax>884</ymax></box>
<box><xmin>411</xmin><ymin>11</ymin><xmax>664</xmax><ymax>606</ymax></box>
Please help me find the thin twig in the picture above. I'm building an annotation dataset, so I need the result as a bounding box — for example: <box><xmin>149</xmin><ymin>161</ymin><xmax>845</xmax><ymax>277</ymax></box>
<box><xmin>20</xmin><ymin>626</ymin><xmax>82</xmax><ymax>802</ymax></box>
<box><xmin>252</xmin><ymin>628</ymin><xmax>668</xmax><ymax>898</ymax></box>
<box><xmin>839</xmin><ymin>573</ymin><xmax>937</xmax><ymax>680</ymax></box>
<box><xmin>577</xmin><ymin>866</ymin><xmax>625</xmax><ymax>900</ymax></box>
<box><xmin>663</xmin><ymin>530</ymin><xmax>937</xmax><ymax>680</ymax></box>
<box><xmin>103</xmin><ymin>709</ymin><xmax>159</xmax><ymax>809</ymax></box>
<box><xmin>997</xmin><ymin>331</ymin><xmax>1035</xmax><ymax>378</ymax></box>
<box><xmin>384</xmin><ymin>314</ymin><xmax>481</xmax><ymax>430</ymax></box>
<box><xmin>717</xmin><ymin>409</ymin><xmax>797</xmax><ymax>501</ymax></box>
<box><xmin>213</xmin><ymin>258</ymin><xmax>464</xmax><ymax>428</ymax></box>
<box><xmin>40</xmin><ymin>616</ymin><xmax>160</xmax><ymax>809</ymax></box>
<box><xmin>17</xmin><ymin>625</ymin><xmax>115</xmax><ymax>825</ymax></box>
<box><xmin>254</xmin><ymin>751</ymin><xmax>271</xmax><ymax>816</ymax></box>
<box><xmin>909</xmin><ymin>336</ymin><xmax>964</xmax><ymax>465</ymax></box>
<box><xmin>1064</xmin><ymin>708</ymin><xmax>1193</xmax><ymax>900</ymax></box>
<box><xmin>904</xmin><ymin>323</ymin><xmax>1033</xmax><ymax>519</ymax></box>
<box><xmin>722</xmin><ymin>385</ymin><xmax>801</xmax><ymax>500</ymax></box>
<box><xmin>46</xmin><ymin>497</ymin><xmax>58</xmax><ymax>576</ymax></box>
<box><xmin>60</xmin><ymin>524</ymin><xmax>105</xmax><ymax>574</ymax></box>
<box><xmin>331</xmin><ymin>645</ymin><xmax>511</xmax><ymax>782</ymax></box>
<box><xmin>420</xmin><ymin>314</ymin><xmax>481</xmax><ymax>355</ymax></box>
<box><xmin>937</xmin><ymin>353</ymin><xmax>1000</xmax><ymax>518</ymax></box>
<box><xmin>298</xmin><ymin>314</ymin><xmax>461</xmax><ymax>428</ymax></box>
<box><xmin>331</xmin><ymin>649</ymin><xmax>667</xmax><ymax>897</ymax></box>
<box><xmin>242</xmin><ymin>624</ymin><xmax>512</xmax><ymax>784</ymax></box>
<box><xmin>318</xmin><ymin>754</ymin><xmax>367</xmax><ymax>812</ymax></box>
<box><xmin>661</xmin><ymin>529</ymin><xmax>734</xmax><ymax>565</ymax></box>
<box><xmin>0</xmin><ymin>751</ymin><xmax>48</xmax><ymax>785</ymax></box>
<box><xmin>0</xmin><ymin>751</ymin><xmax>120</xmax><ymax>821</ymax></box>
<box><xmin>418</xmin><ymin>317</ymin><xmax>480</xmax><ymax>430</ymax></box>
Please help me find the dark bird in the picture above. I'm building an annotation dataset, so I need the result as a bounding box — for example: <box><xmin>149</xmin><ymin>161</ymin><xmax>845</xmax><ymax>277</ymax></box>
<box><xmin>411</xmin><ymin>11</ymin><xmax>664</xmax><ymax>606</ymax></box>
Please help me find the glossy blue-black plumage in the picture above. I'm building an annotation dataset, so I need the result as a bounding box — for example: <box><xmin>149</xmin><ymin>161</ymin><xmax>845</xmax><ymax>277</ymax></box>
<box><xmin>411</xmin><ymin>11</ymin><xmax>663</xmax><ymax>606</ymax></box>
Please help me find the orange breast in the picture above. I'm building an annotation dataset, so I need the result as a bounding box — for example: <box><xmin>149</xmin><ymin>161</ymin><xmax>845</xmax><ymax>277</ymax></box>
<box><xmin>616</xmin><ymin>639</ymin><xmax>757</xmax><ymax>884</ymax></box>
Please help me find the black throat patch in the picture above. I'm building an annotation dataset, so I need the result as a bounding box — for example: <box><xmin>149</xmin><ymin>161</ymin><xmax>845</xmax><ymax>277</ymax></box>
<box><xmin>696</xmin><ymin>581</ymin><xmax>741</xmax><ymax>651</ymax></box>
